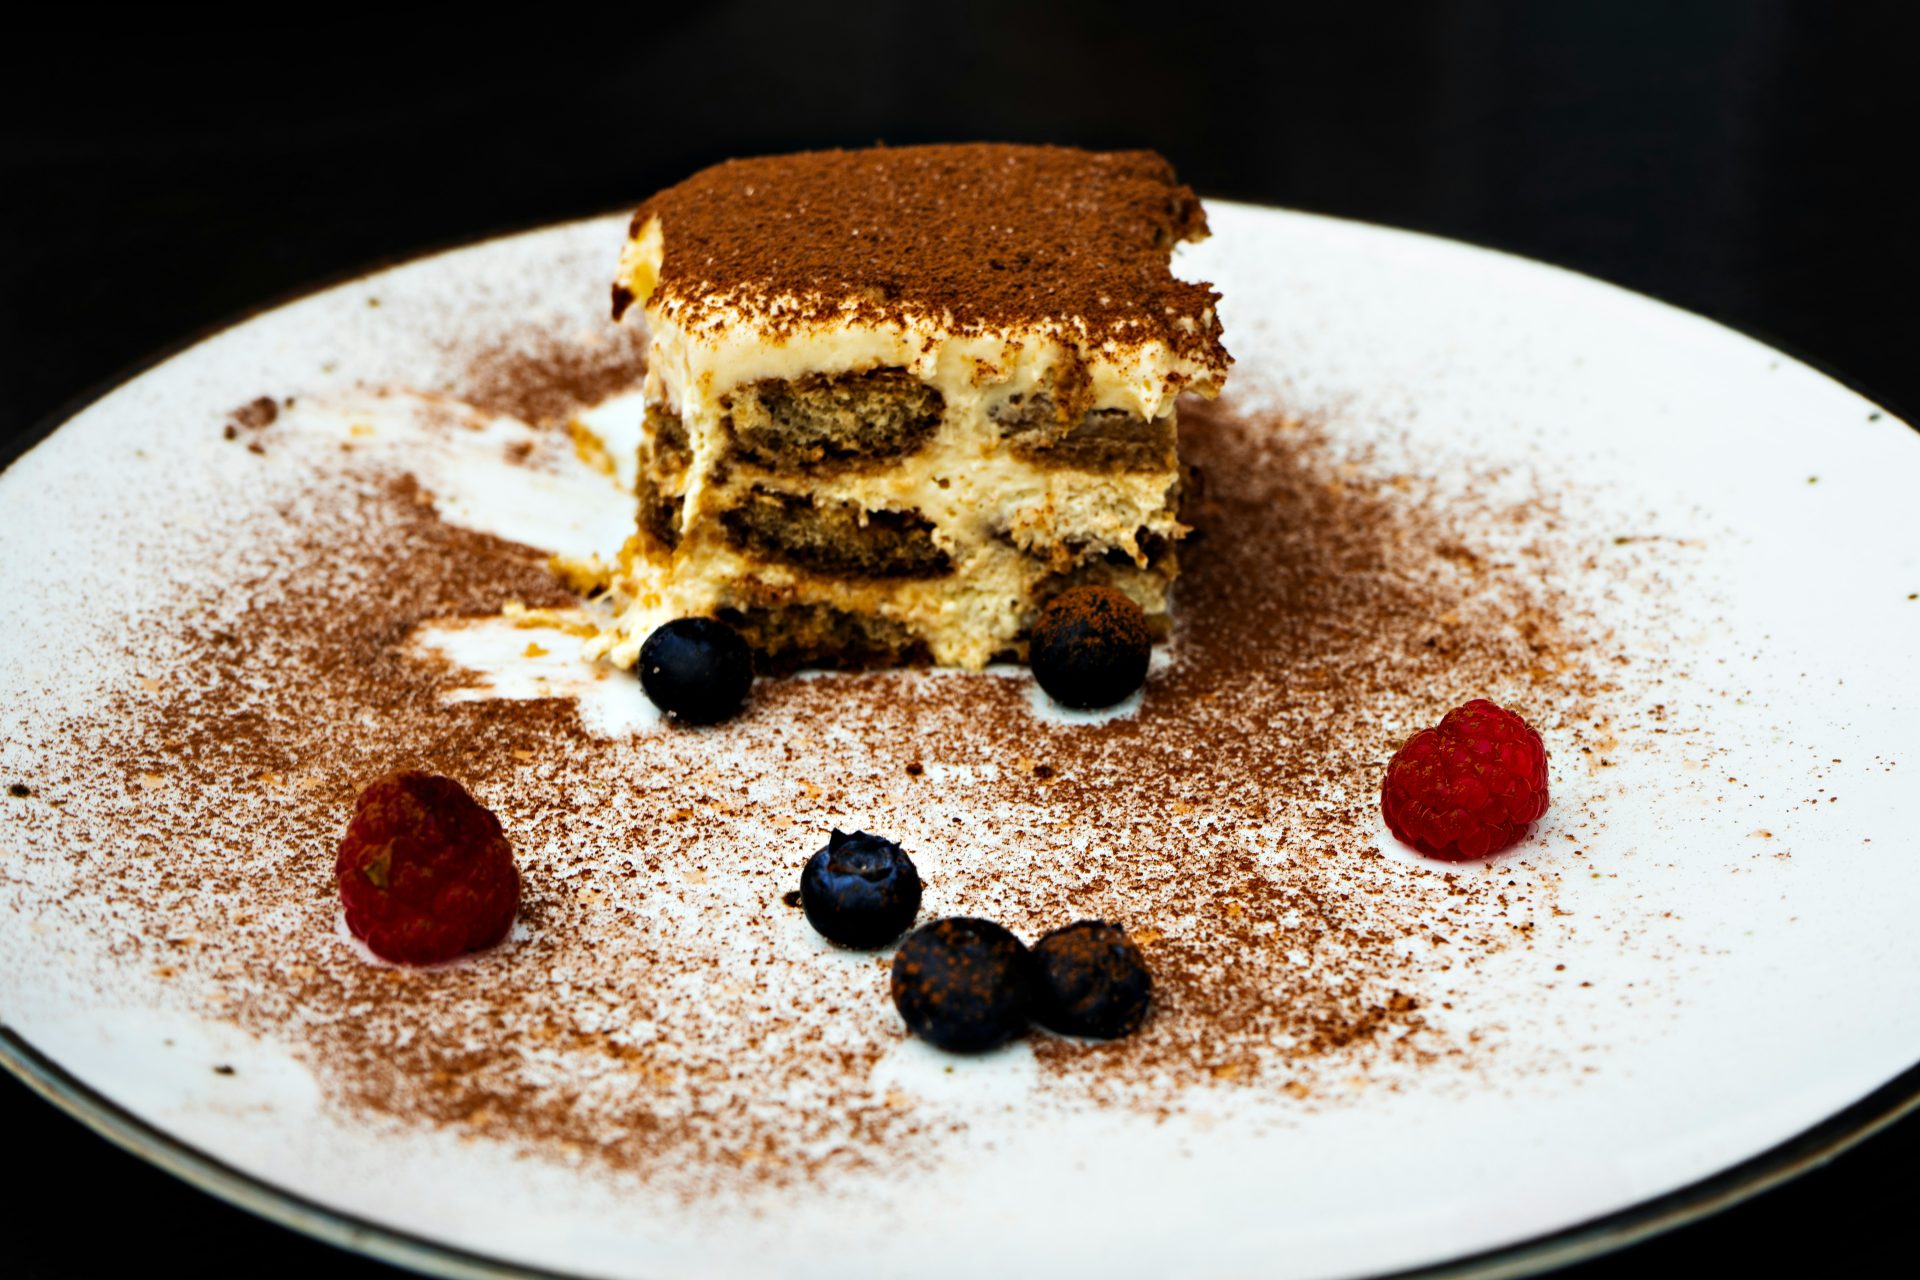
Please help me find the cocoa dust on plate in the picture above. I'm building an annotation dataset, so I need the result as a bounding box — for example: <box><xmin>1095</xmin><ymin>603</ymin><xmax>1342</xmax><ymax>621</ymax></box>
<box><xmin>3</xmin><ymin>338</ymin><xmax>1654</xmax><ymax>1199</ymax></box>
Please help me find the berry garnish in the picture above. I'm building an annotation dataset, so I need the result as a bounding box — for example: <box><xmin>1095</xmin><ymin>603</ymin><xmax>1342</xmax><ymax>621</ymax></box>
<box><xmin>637</xmin><ymin>616</ymin><xmax>754</xmax><ymax>724</ymax></box>
<box><xmin>1028</xmin><ymin>921</ymin><xmax>1152</xmax><ymax>1039</ymax></box>
<box><xmin>1381</xmin><ymin>698</ymin><xmax>1550</xmax><ymax>860</ymax></box>
<box><xmin>800</xmin><ymin>829</ymin><xmax>922</xmax><ymax>949</ymax></box>
<box><xmin>335</xmin><ymin>770</ymin><xmax>520</xmax><ymax>966</ymax></box>
<box><xmin>1028</xmin><ymin>585</ymin><xmax>1151</xmax><ymax>709</ymax></box>
<box><xmin>890</xmin><ymin>917</ymin><xmax>1032</xmax><ymax>1053</ymax></box>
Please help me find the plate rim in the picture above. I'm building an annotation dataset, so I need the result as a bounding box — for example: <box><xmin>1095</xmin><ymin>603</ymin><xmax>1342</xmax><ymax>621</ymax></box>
<box><xmin>8</xmin><ymin>1021</ymin><xmax>1917</xmax><ymax>1280</ymax></box>
<box><xmin>2</xmin><ymin>199</ymin><xmax>1916</xmax><ymax>1279</ymax></box>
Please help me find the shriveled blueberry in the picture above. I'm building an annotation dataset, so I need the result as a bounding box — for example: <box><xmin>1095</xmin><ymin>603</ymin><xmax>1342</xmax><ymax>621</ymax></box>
<box><xmin>637</xmin><ymin>617</ymin><xmax>753</xmax><ymax>723</ymax></box>
<box><xmin>1028</xmin><ymin>585</ymin><xmax>1151</xmax><ymax>709</ymax></box>
<box><xmin>800</xmin><ymin>829</ymin><xmax>922</xmax><ymax>949</ymax></box>
<box><xmin>1028</xmin><ymin>920</ymin><xmax>1152</xmax><ymax>1039</ymax></box>
<box><xmin>890</xmin><ymin>917</ymin><xmax>1031</xmax><ymax>1053</ymax></box>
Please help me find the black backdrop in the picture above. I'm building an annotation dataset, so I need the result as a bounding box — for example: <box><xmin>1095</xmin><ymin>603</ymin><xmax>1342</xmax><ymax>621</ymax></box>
<box><xmin>3</xmin><ymin>4</ymin><xmax>1916</xmax><ymax>1275</ymax></box>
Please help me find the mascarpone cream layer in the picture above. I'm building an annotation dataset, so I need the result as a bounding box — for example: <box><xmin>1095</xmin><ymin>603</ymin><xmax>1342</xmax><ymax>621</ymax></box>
<box><xmin>620</xmin><ymin>219</ymin><xmax>1225</xmax><ymax>426</ymax></box>
<box><xmin>672</xmin><ymin>424</ymin><xmax>1186</xmax><ymax>566</ymax></box>
<box><xmin>595</xmin><ymin>533</ymin><xmax>1172</xmax><ymax>672</ymax></box>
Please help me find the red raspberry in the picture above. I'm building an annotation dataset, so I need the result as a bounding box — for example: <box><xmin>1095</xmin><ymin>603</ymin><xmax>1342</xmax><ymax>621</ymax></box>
<box><xmin>335</xmin><ymin>771</ymin><xmax>520</xmax><ymax>965</ymax></box>
<box><xmin>1381</xmin><ymin>699</ymin><xmax>1550</xmax><ymax>860</ymax></box>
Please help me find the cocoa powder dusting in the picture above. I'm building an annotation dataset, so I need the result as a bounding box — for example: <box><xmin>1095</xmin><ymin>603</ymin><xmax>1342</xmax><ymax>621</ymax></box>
<box><xmin>629</xmin><ymin>144</ymin><xmax>1227</xmax><ymax>369</ymax></box>
<box><xmin>5</xmin><ymin>348</ymin><xmax>1646</xmax><ymax>1202</ymax></box>
<box><xmin>453</xmin><ymin>320</ymin><xmax>648</xmax><ymax>426</ymax></box>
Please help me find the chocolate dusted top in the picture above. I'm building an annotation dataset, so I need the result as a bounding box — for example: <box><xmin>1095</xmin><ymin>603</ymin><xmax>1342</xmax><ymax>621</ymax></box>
<box><xmin>620</xmin><ymin>143</ymin><xmax>1228</xmax><ymax>368</ymax></box>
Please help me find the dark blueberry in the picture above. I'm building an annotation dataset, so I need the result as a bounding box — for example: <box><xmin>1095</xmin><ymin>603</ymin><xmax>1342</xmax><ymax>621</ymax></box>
<box><xmin>1028</xmin><ymin>921</ymin><xmax>1152</xmax><ymax>1039</ymax></box>
<box><xmin>890</xmin><ymin>917</ymin><xmax>1032</xmax><ymax>1053</ymax></box>
<box><xmin>1028</xmin><ymin>585</ymin><xmax>1151</xmax><ymax>709</ymax></box>
<box><xmin>800</xmin><ymin>829</ymin><xmax>922</xmax><ymax>948</ymax></box>
<box><xmin>637</xmin><ymin>617</ymin><xmax>754</xmax><ymax>724</ymax></box>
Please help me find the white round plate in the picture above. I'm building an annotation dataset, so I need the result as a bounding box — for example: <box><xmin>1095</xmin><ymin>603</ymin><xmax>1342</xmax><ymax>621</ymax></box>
<box><xmin>2</xmin><ymin>203</ymin><xmax>1917</xmax><ymax>1279</ymax></box>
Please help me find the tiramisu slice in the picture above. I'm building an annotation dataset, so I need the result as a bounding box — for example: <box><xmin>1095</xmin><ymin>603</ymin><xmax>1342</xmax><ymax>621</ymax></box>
<box><xmin>596</xmin><ymin>143</ymin><xmax>1229</xmax><ymax>671</ymax></box>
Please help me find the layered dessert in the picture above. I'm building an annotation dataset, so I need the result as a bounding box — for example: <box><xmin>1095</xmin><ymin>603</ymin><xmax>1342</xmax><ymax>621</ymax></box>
<box><xmin>589</xmin><ymin>143</ymin><xmax>1230</xmax><ymax>671</ymax></box>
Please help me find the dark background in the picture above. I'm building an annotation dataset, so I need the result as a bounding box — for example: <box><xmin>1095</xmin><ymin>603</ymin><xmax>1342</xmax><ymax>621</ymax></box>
<box><xmin>3</xmin><ymin>3</ymin><xmax>1916</xmax><ymax>1275</ymax></box>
